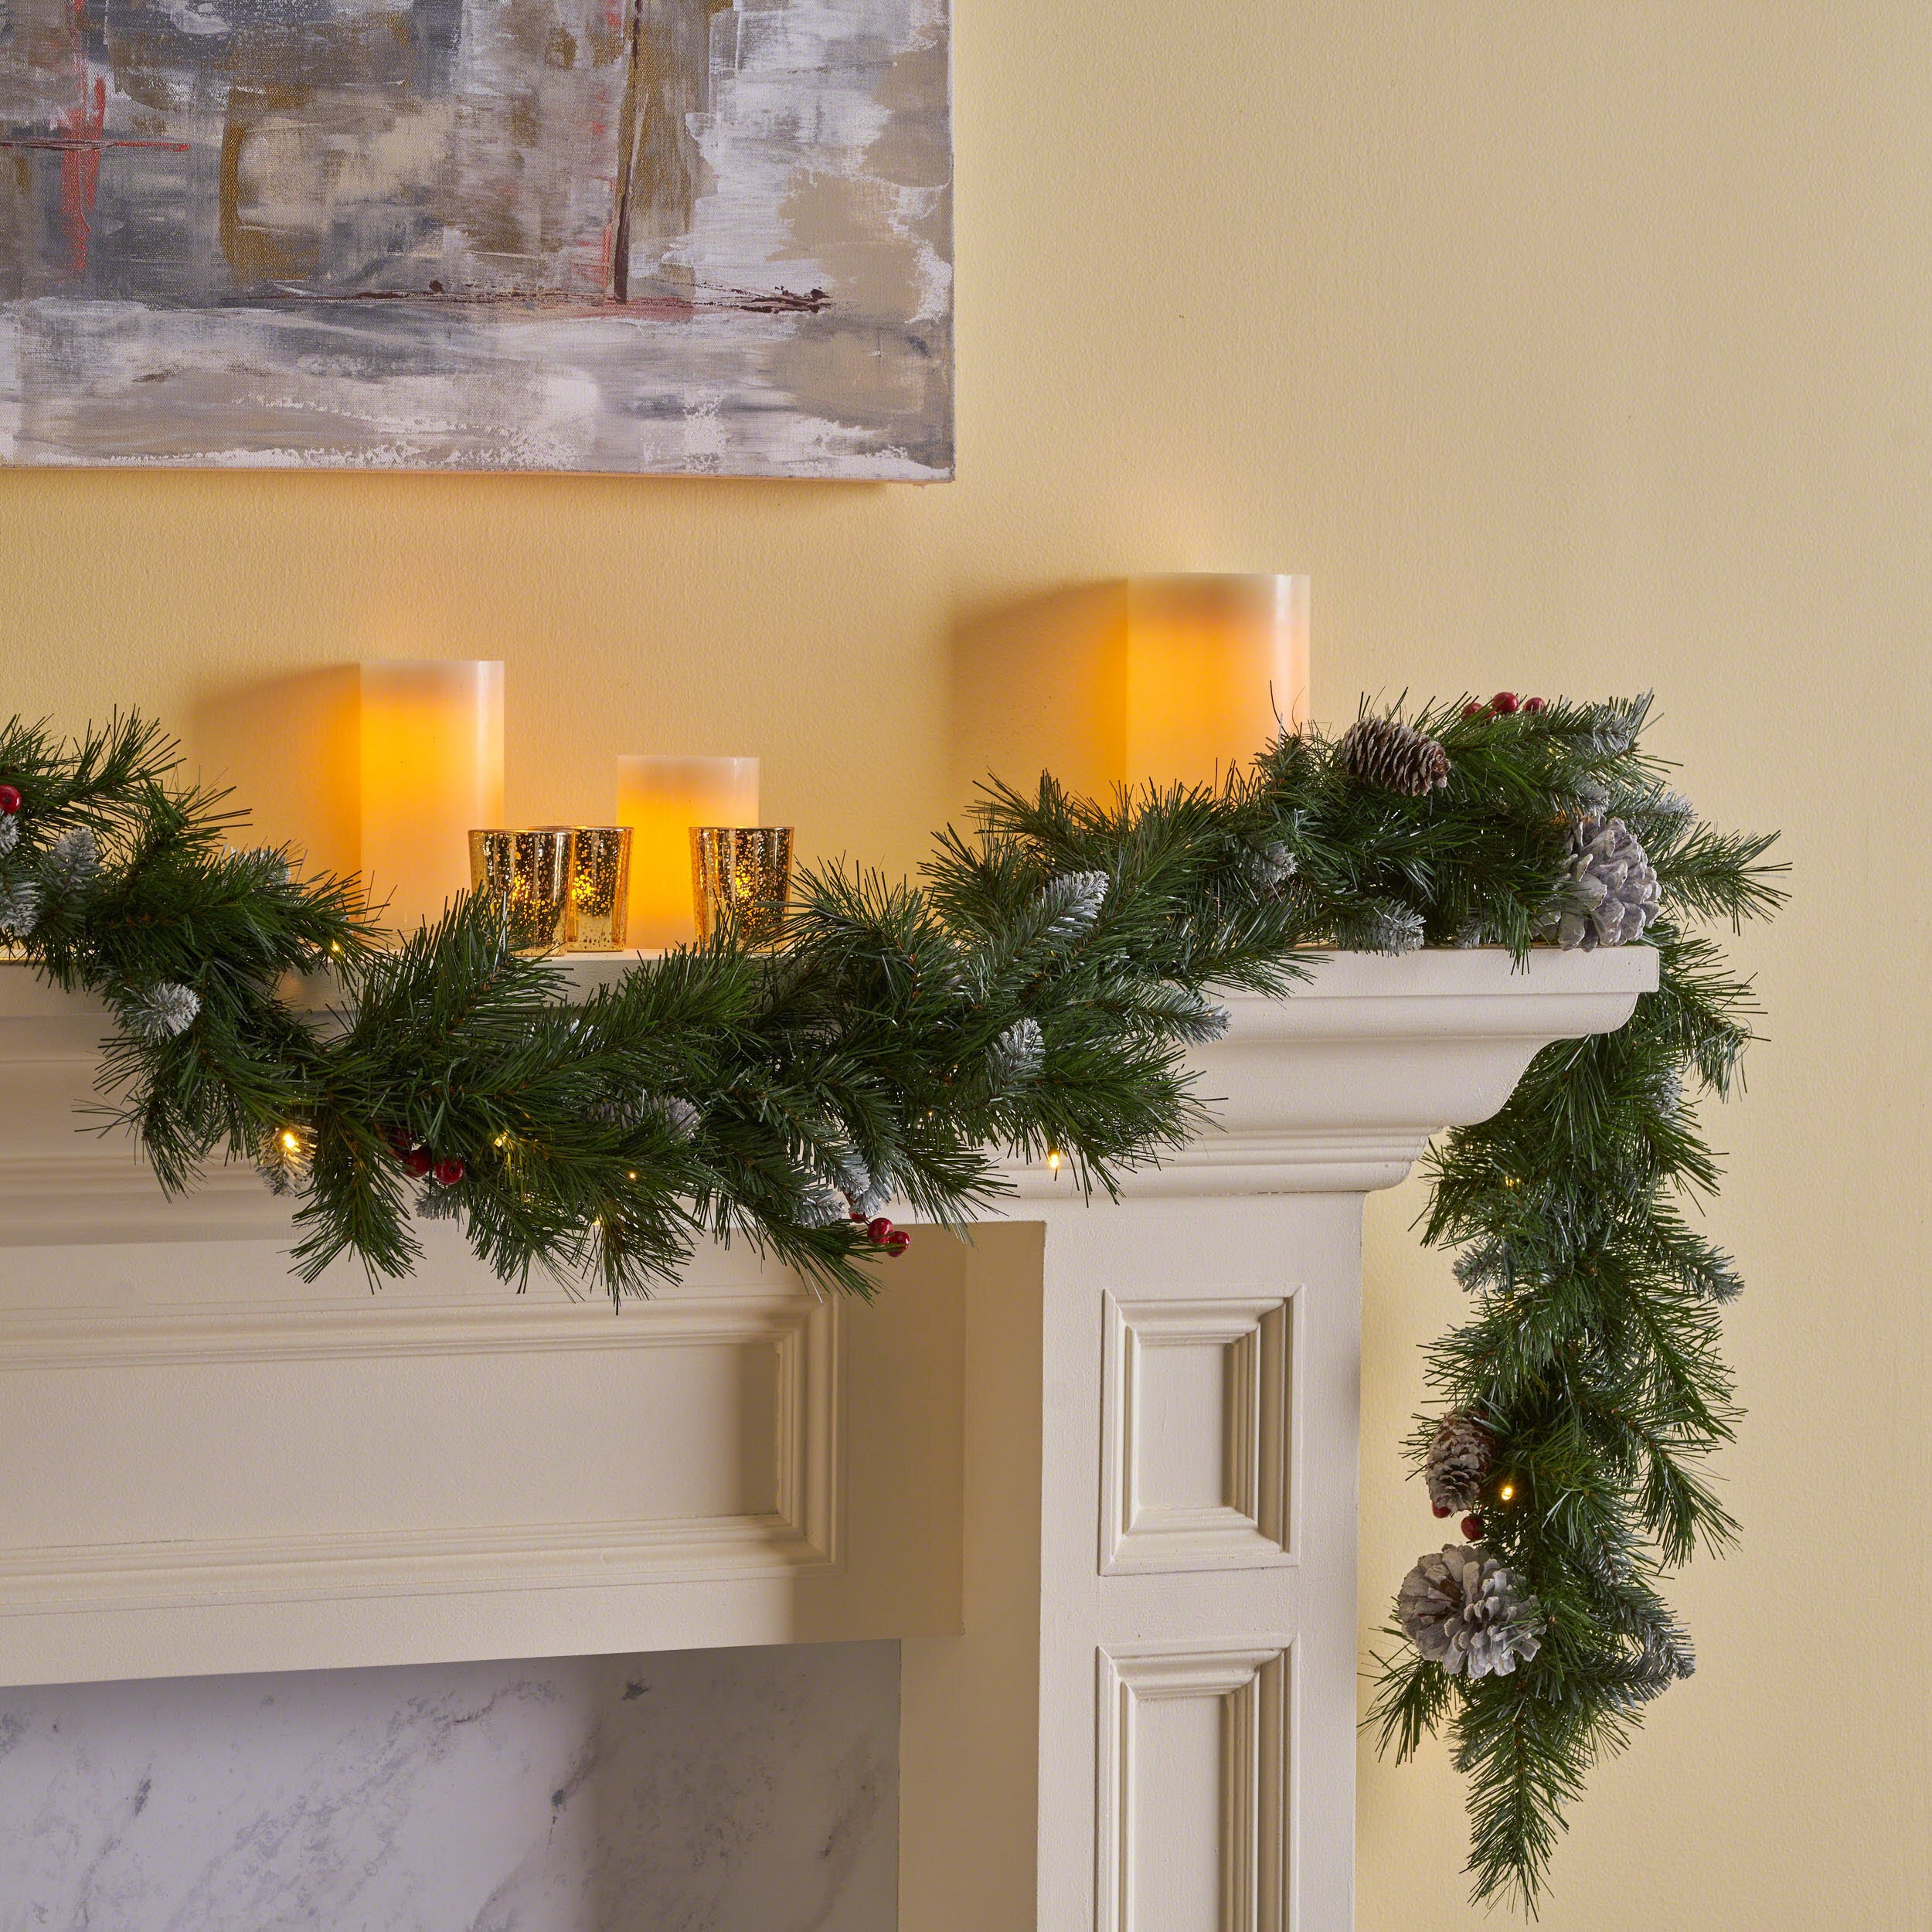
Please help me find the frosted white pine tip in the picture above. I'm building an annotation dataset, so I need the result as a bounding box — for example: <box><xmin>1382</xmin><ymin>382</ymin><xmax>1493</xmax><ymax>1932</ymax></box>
<box><xmin>131</xmin><ymin>981</ymin><xmax>202</xmax><ymax>1042</ymax></box>
<box><xmin>1368</xmin><ymin>905</ymin><xmax>1426</xmax><ymax>955</ymax></box>
<box><xmin>0</xmin><ymin>878</ymin><xmax>39</xmax><ymax>939</ymax></box>
<box><xmin>797</xmin><ymin>1184</ymin><xmax>850</xmax><ymax>1230</ymax></box>
<box><xmin>989</xmin><ymin>1015</ymin><xmax>1046</xmax><ymax>1084</ymax></box>
<box><xmin>1039</xmin><ymin>869</ymin><xmax>1108</xmax><ymax>941</ymax></box>
<box><xmin>0</xmin><ymin>815</ymin><xmax>16</xmax><ymax>858</ymax></box>
<box><xmin>256</xmin><ymin>1122</ymin><xmax>315</xmax><ymax>1196</ymax></box>
<box><xmin>236</xmin><ymin>845</ymin><xmax>294</xmax><ymax>883</ymax></box>
<box><xmin>46</xmin><ymin>826</ymin><xmax>97</xmax><ymax>893</ymax></box>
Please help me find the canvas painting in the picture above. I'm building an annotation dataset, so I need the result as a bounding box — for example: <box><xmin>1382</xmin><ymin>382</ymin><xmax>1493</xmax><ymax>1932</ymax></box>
<box><xmin>0</xmin><ymin>0</ymin><xmax>951</xmax><ymax>474</ymax></box>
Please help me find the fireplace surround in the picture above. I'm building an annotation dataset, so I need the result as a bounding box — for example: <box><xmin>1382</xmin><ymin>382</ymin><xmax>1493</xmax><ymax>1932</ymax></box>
<box><xmin>0</xmin><ymin>947</ymin><xmax>1654</xmax><ymax>1927</ymax></box>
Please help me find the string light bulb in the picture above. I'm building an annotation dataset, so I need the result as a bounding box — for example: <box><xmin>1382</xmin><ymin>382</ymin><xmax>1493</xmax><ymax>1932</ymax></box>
<box><xmin>1047</xmin><ymin>1148</ymin><xmax>1062</xmax><ymax>1175</ymax></box>
<box><xmin>1498</xmin><ymin>1481</ymin><xmax>1517</xmax><ymax>1503</ymax></box>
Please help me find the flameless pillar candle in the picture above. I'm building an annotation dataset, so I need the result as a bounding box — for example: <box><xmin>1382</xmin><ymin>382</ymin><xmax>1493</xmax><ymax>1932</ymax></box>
<box><xmin>617</xmin><ymin>756</ymin><xmax>760</xmax><ymax>948</ymax></box>
<box><xmin>359</xmin><ymin>662</ymin><xmax>505</xmax><ymax>934</ymax></box>
<box><xmin>1124</xmin><ymin>574</ymin><xmax>1311</xmax><ymax>787</ymax></box>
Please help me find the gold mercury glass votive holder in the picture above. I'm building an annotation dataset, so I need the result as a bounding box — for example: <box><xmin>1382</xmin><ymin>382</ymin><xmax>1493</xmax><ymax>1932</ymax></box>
<box><xmin>566</xmin><ymin>825</ymin><xmax>632</xmax><ymax>951</ymax></box>
<box><xmin>690</xmin><ymin>826</ymin><xmax>794</xmax><ymax>948</ymax></box>
<box><xmin>469</xmin><ymin>827</ymin><xmax>575</xmax><ymax>953</ymax></box>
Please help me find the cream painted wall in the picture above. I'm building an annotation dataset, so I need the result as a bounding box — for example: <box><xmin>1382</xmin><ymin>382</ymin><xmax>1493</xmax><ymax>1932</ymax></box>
<box><xmin>2</xmin><ymin>3</ymin><xmax>1926</xmax><ymax>1926</ymax></box>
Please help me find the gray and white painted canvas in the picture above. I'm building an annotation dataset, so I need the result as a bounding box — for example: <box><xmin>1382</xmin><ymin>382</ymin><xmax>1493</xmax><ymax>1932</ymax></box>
<box><xmin>0</xmin><ymin>0</ymin><xmax>951</xmax><ymax>473</ymax></box>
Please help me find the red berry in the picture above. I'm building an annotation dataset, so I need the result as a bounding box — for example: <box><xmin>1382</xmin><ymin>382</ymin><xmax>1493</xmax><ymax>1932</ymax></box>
<box><xmin>849</xmin><ymin>1210</ymin><xmax>866</xmax><ymax>1223</ymax></box>
<box><xmin>866</xmin><ymin>1216</ymin><xmax>894</xmax><ymax>1247</ymax></box>
<box><xmin>1523</xmin><ymin>696</ymin><xmax>1545</xmax><ymax>713</ymax></box>
<box><xmin>1460</xmin><ymin>1513</ymin><xmax>1485</xmax><ymax>1541</ymax></box>
<box><xmin>0</xmin><ymin>784</ymin><xmax>19</xmax><ymax>815</ymax></box>
<box><xmin>885</xmin><ymin>1230</ymin><xmax>912</xmax><ymax>1256</ymax></box>
<box><xmin>432</xmin><ymin>1156</ymin><xmax>465</xmax><ymax>1188</ymax></box>
<box><xmin>403</xmin><ymin>1146</ymin><xmax>433</xmax><ymax>1177</ymax></box>
<box><xmin>1461</xmin><ymin>702</ymin><xmax>1485</xmax><ymax>720</ymax></box>
<box><xmin>1431</xmin><ymin>1502</ymin><xmax>1451</xmax><ymax>1519</ymax></box>
<box><xmin>1491</xmin><ymin>692</ymin><xmax>1518</xmax><ymax>715</ymax></box>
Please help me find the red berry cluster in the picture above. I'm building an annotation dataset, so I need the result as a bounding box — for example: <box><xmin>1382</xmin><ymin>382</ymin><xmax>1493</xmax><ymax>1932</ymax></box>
<box><xmin>1461</xmin><ymin>692</ymin><xmax>1546</xmax><ymax>720</ymax></box>
<box><xmin>384</xmin><ymin>1126</ymin><xmax>464</xmax><ymax>1188</ymax></box>
<box><xmin>0</xmin><ymin>784</ymin><xmax>20</xmax><ymax>815</ymax></box>
<box><xmin>1431</xmin><ymin>1498</ymin><xmax>1488</xmax><ymax>1540</ymax></box>
<box><xmin>851</xmin><ymin>1210</ymin><xmax>911</xmax><ymax>1257</ymax></box>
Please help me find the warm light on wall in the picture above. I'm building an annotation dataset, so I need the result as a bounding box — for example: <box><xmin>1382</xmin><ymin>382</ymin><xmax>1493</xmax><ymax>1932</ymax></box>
<box><xmin>359</xmin><ymin>662</ymin><xmax>505</xmax><ymax>934</ymax></box>
<box><xmin>616</xmin><ymin>756</ymin><xmax>760</xmax><ymax>949</ymax></box>
<box><xmin>1124</xmin><ymin>574</ymin><xmax>1311</xmax><ymax>787</ymax></box>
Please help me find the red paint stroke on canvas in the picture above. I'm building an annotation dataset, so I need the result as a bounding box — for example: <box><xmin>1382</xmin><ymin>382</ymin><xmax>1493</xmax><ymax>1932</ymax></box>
<box><xmin>56</xmin><ymin>77</ymin><xmax>107</xmax><ymax>277</ymax></box>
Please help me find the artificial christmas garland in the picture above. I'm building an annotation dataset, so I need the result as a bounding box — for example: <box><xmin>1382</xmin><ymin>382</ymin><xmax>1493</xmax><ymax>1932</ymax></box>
<box><xmin>0</xmin><ymin>696</ymin><xmax>1779</xmax><ymax>1909</ymax></box>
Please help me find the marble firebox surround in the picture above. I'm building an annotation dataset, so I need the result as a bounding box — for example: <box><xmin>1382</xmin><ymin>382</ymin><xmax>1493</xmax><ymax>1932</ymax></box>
<box><xmin>0</xmin><ymin>950</ymin><xmax>1655</xmax><ymax>1930</ymax></box>
<box><xmin>0</xmin><ymin>1641</ymin><xmax>899</xmax><ymax>1930</ymax></box>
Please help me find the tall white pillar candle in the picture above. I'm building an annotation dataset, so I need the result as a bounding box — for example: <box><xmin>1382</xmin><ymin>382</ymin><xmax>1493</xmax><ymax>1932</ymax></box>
<box><xmin>359</xmin><ymin>662</ymin><xmax>505</xmax><ymax>935</ymax></box>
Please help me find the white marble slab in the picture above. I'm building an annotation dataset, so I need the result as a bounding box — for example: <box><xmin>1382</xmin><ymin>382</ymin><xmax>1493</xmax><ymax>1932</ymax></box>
<box><xmin>0</xmin><ymin>1641</ymin><xmax>898</xmax><ymax>1930</ymax></box>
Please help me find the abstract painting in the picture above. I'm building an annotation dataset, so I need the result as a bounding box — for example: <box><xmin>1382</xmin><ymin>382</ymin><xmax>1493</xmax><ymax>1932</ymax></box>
<box><xmin>0</xmin><ymin>0</ymin><xmax>950</xmax><ymax>474</ymax></box>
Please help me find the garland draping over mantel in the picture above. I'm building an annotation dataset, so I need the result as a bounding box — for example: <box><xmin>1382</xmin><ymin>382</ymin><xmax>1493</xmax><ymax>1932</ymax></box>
<box><xmin>0</xmin><ymin>697</ymin><xmax>1781</xmax><ymax>1909</ymax></box>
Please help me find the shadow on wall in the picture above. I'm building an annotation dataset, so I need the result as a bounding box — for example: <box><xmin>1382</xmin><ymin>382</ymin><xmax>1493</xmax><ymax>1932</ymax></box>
<box><xmin>189</xmin><ymin>667</ymin><xmax>361</xmax><ymax>879</ymax></box>
<box><xmin>948</xmin><ymin>583</ymin><xmax>1131</xmax><ymax>815</ymax></box>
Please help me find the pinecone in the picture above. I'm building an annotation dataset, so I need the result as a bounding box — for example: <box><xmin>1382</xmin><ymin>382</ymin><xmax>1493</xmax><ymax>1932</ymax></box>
<box><xmin>1336</xmin><ymin>716</ymin><xmax>1451</xmax><ymax>797</ymax></box>
<box><xmin>1425</xmin><ymin>1413</ymin><xmax>1497</xmax><ymax>1512</ymax></box>
<box><xmin>1398</xmin><ymin>1543</ymin><xmax>1545</xmax><ymax>1679</ymax></box>
<box><xmin>1539</xmin><ymin>817</ymin><xmax>1661</xmax><ymax>950</ymax></box>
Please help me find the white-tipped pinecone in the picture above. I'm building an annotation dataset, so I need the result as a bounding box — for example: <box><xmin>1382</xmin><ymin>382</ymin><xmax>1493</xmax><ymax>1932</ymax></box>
<box><xmin>1425</xmin><ymin>1413</ymin><xmax>1497</xmax><ymax>1512</ymax></box>
<box><xmin>1337</xmin><ymin>717</ymin><xmax>1451</xmax><ymax>797</ymax></box>
<box><xmin>1398</xmin><ymin>1543</ymin><xmax>1545</xmax><ymax>1679</ymax></box>
<box><xmin>1539</xmin><ymin>818</ymin><xmax>1660</xmax><ymax>951</ymax></box>
<box><xmin>645</xmin><ymin>1094</ymin><xmax>702</xmax><ymax>1141</ymax></box>
<box><xmin>1245</xmin><ymin>841</ymin><xmax>1297</xmax><ymax>892</ymax></box>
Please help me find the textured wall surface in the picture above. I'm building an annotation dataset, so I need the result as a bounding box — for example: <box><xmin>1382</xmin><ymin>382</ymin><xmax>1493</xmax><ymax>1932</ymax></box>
<box><xmin>0</xmin><ymin>4</ymin><xmax>1924</xmax><ymax>1926</ymax></box>
<box><xmin>0</xmin><ymin>1641</ymin><xmax>898</xmax><ymax>1930</ymax></box>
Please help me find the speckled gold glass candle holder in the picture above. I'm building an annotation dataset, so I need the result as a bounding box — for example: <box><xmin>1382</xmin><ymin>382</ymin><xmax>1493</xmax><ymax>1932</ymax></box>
<box><xmin>468</xmin><ymin>827</ymin><xmax>575</xmax><ymax>953</ymax></box>
<box><xmin>689</xmin><ymin>827</ymin><xmax>793</xmax><ymax>948</ymax></box>
<box><xmin>566</xmin><ymin>825</ymin><xmax>632</xmax><ymax>951</ymax></box>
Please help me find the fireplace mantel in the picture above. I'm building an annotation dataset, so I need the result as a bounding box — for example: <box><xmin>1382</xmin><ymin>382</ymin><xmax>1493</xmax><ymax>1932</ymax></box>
<box><xmin>0</xmin><ymin>947</ymin><xmax>1655</xmax><ymax>1930</ymax></box>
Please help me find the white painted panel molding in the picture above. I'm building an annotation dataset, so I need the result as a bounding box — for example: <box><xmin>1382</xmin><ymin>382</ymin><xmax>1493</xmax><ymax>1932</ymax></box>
<box><xmin>0</xmin><ymin>1289</ymin><xmax>835</xmax><ymax>1612</ymax></box>
<box><xmin>1100</xmin><ymin>1293</ymin><xmax>1295</xmax><ymax>1575</ymax></box>
<box><xmin>1097</xmin><ymin>1640</ymin><xmax>1294</xmax><ymax>1932</ymax></box>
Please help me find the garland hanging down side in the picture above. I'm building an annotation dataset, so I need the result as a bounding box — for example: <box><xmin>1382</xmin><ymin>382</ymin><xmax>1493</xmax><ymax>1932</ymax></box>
<box><xmin>0</xmin><ymin>696</ymin><xmax>1781</xmax><ymax>1910</ymax></box>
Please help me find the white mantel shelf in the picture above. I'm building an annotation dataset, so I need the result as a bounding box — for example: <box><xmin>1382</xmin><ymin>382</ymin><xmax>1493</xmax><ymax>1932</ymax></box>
<box><xmin>0</xmin><ymin>946</ymin><xmax>1655</xmax><ymax>1932</ymax></box>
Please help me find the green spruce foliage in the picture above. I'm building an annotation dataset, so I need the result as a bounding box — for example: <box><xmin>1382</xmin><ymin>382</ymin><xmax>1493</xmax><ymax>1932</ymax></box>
<box><xmin>0</xmin><ymin>698</ymin><xmax>1780</xmax><ymax>1906</ymax></box>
